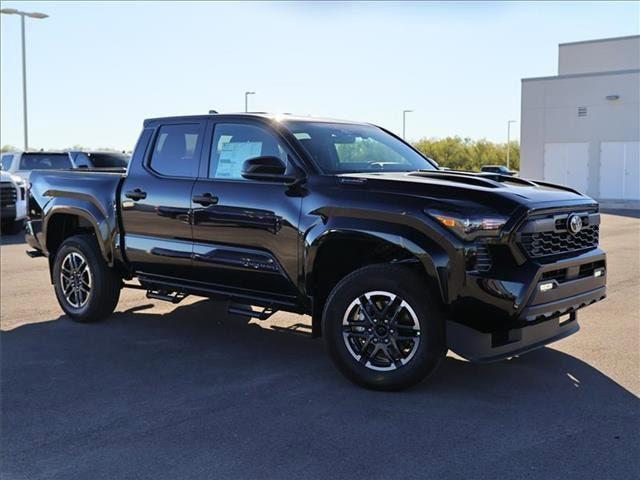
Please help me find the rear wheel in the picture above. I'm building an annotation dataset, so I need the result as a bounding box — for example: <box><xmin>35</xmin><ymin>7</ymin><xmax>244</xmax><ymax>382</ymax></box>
<box><xmin>322</xmin><ymin>264</ymin><xmax>446</xmax><ymax>390</ymax></box>
<box><xmin>53</xmin><ymin>234</ymin><xmax>121</xmax><ymax>322</ymax></box>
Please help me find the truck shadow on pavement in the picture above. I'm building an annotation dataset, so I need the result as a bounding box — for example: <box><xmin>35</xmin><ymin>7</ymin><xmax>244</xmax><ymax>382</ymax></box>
<box><xmin>2</xmin><ymin>299</ymin><xmax>639</xmax><ymax>480</ymax></box>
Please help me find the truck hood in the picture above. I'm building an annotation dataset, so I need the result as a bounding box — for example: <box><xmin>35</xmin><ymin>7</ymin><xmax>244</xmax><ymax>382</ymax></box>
<box><xmin>339</xmin><ymin>170</ymin><xmax>597</xmax><ymax>216</ymax></box>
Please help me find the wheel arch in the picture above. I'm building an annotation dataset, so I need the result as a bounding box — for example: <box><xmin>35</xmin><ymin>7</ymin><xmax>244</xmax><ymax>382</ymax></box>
<box><xmin>305</xmin><ymin>222</ymin><xmax>450</xmax><ymax>337</ymax></box>
<box><xmin>43</xmin><ymin>201</ymin><xmax>116</xmax><ymax>280</ymax></box>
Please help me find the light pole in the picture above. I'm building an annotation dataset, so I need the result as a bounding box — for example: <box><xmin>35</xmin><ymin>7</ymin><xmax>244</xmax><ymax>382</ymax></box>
<box><xmin>402</xmin><ymin>109</ymin><xmax>413</xmax><ymax>140</ymax></box>
<box><xmin>1</xmin><ymin>8</ymin><xmax>49</xmax><ymax>150</ymax></box>
<box><xmin>506</xmin><ymin>120</ymin><xmax>517</xmax><ymax>170</ymax></box>
<box><xmin>244</xmin><ymin>91</ymin><xmax>255</xmax><ymax>113</ymax></box>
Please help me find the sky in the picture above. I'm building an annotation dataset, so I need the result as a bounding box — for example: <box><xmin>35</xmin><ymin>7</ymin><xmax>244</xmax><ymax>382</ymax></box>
<box><xmin>1</xmin><ymin>1</ymin><xmax>638</xmax><ymax>151</ymax></box>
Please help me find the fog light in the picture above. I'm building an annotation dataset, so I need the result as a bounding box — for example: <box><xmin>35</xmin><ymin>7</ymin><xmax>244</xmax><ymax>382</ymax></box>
<box><xmin>539</xmin><ymin>282</ymin><xmax>554</xmax><ymax>292</ymax></box>
<box><xmin>594</xmin><ymin>268</ymin><xmax>605</xmax><ymax>278</ymax></box>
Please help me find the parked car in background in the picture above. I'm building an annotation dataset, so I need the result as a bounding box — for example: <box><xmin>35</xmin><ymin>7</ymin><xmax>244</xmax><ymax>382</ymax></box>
<box><xmin>68</xmin><ymin>151</ymin><xmax>130</xmax><ymax>170</ymax></box>
<box><xmin>1</xmin><ymin>151</ymin><xmax>74</xmax><ymax>182</ymax></box>
<box><xmin>24</xmin><ymin>113</ymin><xmax>607</xmax><ymax>390</ymax></box>
<box><xmin>1</xmin><ymin>150</ymin><xmax>129</xmax><ymax>182</ymax></box>
<box><xmin>0</xmin><ymin>170</ymin><xmax>27</xmax><ymax>234</ymax></box>
<box><xmin>481</xmin><ymin>165</ymin><xmax>517</xmax><ymax>176</ymax></box>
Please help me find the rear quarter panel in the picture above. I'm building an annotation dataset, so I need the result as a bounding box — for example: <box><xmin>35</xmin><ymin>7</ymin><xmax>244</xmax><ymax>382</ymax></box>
<box><xmin>29</xmin><ymin>170</ymin><xmax>124</xmax><ymax>263</ymax></box>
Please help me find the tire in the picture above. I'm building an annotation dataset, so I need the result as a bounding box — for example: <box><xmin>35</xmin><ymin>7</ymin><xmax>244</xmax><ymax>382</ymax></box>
<box><xmin>52</xmin><ymin>234</ymin><xmax>121</xmax><ymax>322</ymax></box>
<box><xmin>322</xmin><ymin>264</ymin><xmax>446</xmax><ymax>391</ymax></box>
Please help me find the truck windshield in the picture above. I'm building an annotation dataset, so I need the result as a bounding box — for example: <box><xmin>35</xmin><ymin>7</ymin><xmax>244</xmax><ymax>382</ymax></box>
<box><xmin>284</xmin><ymin>121</ymin><xmax>437</xmax><ymax>174</ymax></box>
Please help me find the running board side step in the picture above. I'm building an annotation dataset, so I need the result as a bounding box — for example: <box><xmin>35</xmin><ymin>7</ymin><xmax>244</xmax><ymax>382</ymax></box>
<box><xmin>228</xmin><ymin>304</ymin><xmax>277</xmax><ymax>321</ymax></box>
<box><xmin>146</xmin><ymin>289</ymin><xmax>188</xmax><ymax>304</ymax></box>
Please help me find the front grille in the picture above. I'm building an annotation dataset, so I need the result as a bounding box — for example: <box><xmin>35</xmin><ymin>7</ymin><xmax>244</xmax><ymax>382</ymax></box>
<box><xmin>520</xmin><ymin>225</ymin><xmax>599</xmax><ymax>258</ymax></box>
<box><xmin>0</xmin><ymin>182</ymin><xmax>17</xmax><ymax>207</ymax></box>
<box><xmin>517</xmin><ymin>210</ymin><xmax>599</xmax><ymax>259</ymax></box>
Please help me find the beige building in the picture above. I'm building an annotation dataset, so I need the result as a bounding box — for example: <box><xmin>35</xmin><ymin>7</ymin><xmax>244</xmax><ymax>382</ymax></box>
<box><xmin>520</xmin><ymin>35</ymin><xmax>640</xmax><ymax>201</ymax></box>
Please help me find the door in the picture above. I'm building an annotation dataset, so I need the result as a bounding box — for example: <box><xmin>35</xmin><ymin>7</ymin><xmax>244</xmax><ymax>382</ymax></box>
<box><xmin>544</xmin><ymin>142</ymin><xmax>589</xmax><ymax>194</ymax></box>
<box><xmin>120</xmin><ymin>121</ymin><xmax>205</xmax><ymax>279</ymax></box>
<box><xmin>600</xmin><ymin>142</ymin><xmax>640</xmax><ymax>200</ymax></box>
<box><xmin>190</xmin><ymin>121</ymin><xmax>303</xmax><ymax>302</ymax></box>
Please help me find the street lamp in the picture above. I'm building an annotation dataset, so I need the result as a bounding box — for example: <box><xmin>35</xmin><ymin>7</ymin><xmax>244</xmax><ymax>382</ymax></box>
<box><xmin>506</xmin><ymin>120</ymin><xmax>517</xmax><ymax>170</ymax></box>
<box><xmin>244</xmin><ymin>91</ymin><xmax>255</xmax><ymax>113</ymax></box>
<box><xmin>1</xmin><ymin>8</ymin><xmax>49</xmax><ymax>150</ymax></box>
<box><xmin>402</xmin><ymin>109</ymin><xmax>413</xmax><ymax>140</ymax></box>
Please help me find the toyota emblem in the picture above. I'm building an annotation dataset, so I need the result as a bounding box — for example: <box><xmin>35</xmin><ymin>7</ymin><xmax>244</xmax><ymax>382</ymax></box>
<box><xmin>567</xmin><ymin>214</ymin><xmax>583</xmax><ymax>235</ymax></box>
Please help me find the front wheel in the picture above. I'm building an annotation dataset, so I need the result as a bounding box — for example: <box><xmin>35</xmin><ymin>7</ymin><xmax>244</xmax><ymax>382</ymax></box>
<box><xmin>53</xmin><ymin>234</ymin><xmax>121</xmax><ymax>322</ymax></box>
<box><xmin>322</xmin><ymin>264</ymin><xmax>446</xmax><ymax>390</ymax></box>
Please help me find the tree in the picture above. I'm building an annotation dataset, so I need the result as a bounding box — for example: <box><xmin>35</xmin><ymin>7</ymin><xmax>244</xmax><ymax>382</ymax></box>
<box><xmin>1</xmin><ymin>145</ymin><xmax>18</xmax><ymax>153</ymax></box>
<box><xmin>413</xmin><ymin>137</ymin><xmax>520</xmax><ymax>171</ymax></box>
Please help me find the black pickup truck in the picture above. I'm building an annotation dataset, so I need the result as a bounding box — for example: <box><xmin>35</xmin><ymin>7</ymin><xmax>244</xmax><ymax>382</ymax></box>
<box><xmin>26</xmin><ymin>113</ymin><xmax>607</xmax><ymax>390</ymax></box>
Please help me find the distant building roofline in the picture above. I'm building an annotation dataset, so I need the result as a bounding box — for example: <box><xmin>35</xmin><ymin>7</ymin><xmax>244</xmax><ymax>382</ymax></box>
<box><xmin>522</xmin><ymin>68</ymin><xmax>640</xmax><ymax>83</ymax></box>
<box><xmin>559</xmin><ymin>34</ymin><xmax>640</xmax><ymax>47</ymax></box>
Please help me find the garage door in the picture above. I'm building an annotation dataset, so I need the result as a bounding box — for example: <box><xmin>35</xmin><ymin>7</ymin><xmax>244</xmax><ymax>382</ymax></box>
<box><xmin>544</xmin><ymin>143</ymin><xmax>589</xmax><ymax>194</ymax></box>
<box><xmin>600</xmin><ymin>142</ymin><xmax>640</xmax><ymax>200</ymax></box>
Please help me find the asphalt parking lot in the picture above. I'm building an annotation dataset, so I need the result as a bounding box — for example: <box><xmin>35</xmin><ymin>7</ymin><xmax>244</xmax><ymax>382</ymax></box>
<box><xmin>1</xmin><ymin>212</ymin><xmax>639</xmax><ymax>480</ymax></box>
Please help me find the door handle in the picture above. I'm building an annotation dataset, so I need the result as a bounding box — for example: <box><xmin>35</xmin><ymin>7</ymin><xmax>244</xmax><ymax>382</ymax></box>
<box><xmin>192</xmin><ymin>193</ymin><xmax>218</xmax><ymax>206</ymax></box>
<box><xmin>125</xmin><ymin>188</ymin><xmax>147</xmax><ymax>201</ymax></box>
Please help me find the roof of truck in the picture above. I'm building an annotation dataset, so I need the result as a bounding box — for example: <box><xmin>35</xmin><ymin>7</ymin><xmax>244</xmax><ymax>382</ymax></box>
<box><xmin>1</xmin><ymin>150</ymin><xmax>70</xmax><ymax>156</ymax></box>
<box><xmin>143</xmin><ymin>112</ymin><xmax>365</xmax><ymax>127</ymax></box>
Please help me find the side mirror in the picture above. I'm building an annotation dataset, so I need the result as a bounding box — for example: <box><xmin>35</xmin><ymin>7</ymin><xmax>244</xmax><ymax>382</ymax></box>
<box><xmin>241</xmin><ymin>156</ymin><xmax>298</xmax><ymax>183</ymax></box>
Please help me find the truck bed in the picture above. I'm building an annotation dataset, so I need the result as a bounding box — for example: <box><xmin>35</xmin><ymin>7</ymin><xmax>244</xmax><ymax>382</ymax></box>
<box><xmin>27</xmin><ymin>169</ymin><xmax>126</xmax><ymax>261</ymax></box>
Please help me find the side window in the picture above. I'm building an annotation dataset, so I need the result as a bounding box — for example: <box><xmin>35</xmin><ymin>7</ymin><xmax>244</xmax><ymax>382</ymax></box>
<box><xmin>149</xmin><ymin>123</ymin><xmax>201</xmax><ymax>177</ymax></box>
<box><xmin>1</xmin><ymin>154</ymin><xmax>13</xmax><ymax>170</ymax></box>
<box><xmin>209</xmin><ymin>123</ymin><xmax>289</xmax><ymax>180</ymax></box>
<box><xmin>74</xmin><ymin>153</ymin><xmax>91</xmax><ymax>168</ymax></box>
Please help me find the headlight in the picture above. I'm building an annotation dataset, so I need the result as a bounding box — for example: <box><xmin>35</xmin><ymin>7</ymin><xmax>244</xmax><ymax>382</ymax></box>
<box><xmin>426</xmin><ymin>209</ymin><xmax>508</xmax><ymax>240</ymax></box>
<box><xmin>10</xmin><ymin>174</ymin><xmax>25</xmax><ymax>187</ymax></box>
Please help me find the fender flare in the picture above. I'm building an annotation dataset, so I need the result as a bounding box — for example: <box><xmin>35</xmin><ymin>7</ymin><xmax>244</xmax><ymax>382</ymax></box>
<box><xmin>304</xmin><ymin>216</ymin><xmax>453</xmax><ymax>304</ymax></box>
<box><xmin>43</xmin><ymin>200</ymin><xmax>116</xmax><ymax>265</ymax></box>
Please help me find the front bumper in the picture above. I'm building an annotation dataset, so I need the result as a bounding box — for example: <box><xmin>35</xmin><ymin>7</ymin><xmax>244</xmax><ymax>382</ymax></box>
<box><xmin>447</xmin><ymin>312</ymin><xmax>580</xmax><ymax>363</ymax></box>
<box><xmin>447</xmin><ymin>248</ymin><xmax>606</xmax><ymax>362</ymax></box>
<box><xmin>1</xmin><ymin>204</ymin><xmax>16</xmax><ymax>222</ymax></box>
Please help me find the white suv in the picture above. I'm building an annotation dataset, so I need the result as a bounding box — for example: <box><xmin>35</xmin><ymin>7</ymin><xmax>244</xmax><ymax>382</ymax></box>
<box><xmin>1</xmin><ymin>151</ymin><xmax>129</xmax><ymax>182</ymax></box>
<box><xmin>0</xmin><ymin>169</ymin><xmax>27</xmax><ymax>234</ymax></box>
<box><xmin>1</xmin><ymin>151</ymin><xmax>74</xmax><ymax>182</ymax></box>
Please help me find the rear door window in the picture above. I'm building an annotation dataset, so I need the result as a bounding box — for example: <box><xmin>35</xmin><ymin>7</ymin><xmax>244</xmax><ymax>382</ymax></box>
<box><xmin>19</xmin><ymin>153</ymin><xmax>72</xmax><ymax>170</ymax></box>
<box><xmin>149</xmin><ymin>123</ymin><xmax>202</xmax><ymax>177</ymax></box>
